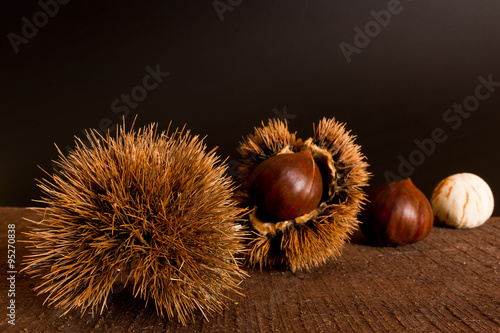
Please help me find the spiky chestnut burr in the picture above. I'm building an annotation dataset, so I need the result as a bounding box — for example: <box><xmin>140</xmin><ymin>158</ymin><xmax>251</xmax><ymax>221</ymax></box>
<box><xmin>22</xmin><ymin>122</ymin><xmax>247</xmax><ymax>325</ymax></box>
<box><xmin>236</xmin><ymin>118</ymin><xmax>370</xmax><ymax>271</ymax></box>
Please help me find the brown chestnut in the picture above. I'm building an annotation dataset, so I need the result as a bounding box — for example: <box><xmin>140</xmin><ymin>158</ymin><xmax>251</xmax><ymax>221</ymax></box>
<box><xmin>360</xmin><ymin>179</ymin><xmax>433</xmax><ymax>246</ymax></box>
<box><xmin>247</xmin><ymin>150</ymin><xmax>323</xmax><ymax>221</ymax></box>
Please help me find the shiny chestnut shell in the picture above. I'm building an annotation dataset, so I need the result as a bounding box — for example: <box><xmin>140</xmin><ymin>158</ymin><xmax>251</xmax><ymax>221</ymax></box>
<box><xmin>360</xmin><ymin>179</ymin><xmax>433</xmax><ymax>246</ymax></box>
<box><xmin>247</xmin><ymin>150</ymin><xmax>323</xmax><ymax>221</ymax></box>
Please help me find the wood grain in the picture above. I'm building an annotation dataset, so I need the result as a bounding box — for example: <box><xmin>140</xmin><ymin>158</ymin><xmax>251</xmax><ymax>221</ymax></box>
<box><xmin>1</xmin><ymin>207</ymin><xmax>499</xmax><ymax>332</ymax></box>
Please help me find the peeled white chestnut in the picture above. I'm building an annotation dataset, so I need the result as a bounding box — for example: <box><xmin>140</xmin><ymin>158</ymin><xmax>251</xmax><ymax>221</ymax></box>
<box><xmin>360</xmin><ymin>179</ymin><xmax>434</xmax><ymax>246</ymax></box>
<box><xmin>431</xmin><ymin>173</ymin><xmax>494</xmax><ymax>229</ymax></box>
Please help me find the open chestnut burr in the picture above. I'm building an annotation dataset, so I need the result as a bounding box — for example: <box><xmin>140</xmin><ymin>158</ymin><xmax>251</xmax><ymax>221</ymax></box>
<box><xmin>236</xmin><ymin>118</ymin><xmax>370</xmax><ymax>271</ymax></box>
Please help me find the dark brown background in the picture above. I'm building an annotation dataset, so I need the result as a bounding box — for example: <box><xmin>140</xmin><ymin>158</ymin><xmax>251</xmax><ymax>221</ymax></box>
<box><xmin>2</xmin><ymin>0</ymin><xmax>499</xmax><ymax>213</ymax></box>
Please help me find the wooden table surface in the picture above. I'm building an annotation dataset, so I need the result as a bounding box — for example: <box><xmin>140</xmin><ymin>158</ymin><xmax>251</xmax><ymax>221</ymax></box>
<box><xmin>0</xmin><ymin>207</ymin><xmax>499</xmax><ymax>332</ymax></box>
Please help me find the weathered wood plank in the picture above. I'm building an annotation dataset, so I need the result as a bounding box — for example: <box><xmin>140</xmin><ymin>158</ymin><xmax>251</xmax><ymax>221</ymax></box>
<box><xmin>1</xmin><ymin>207</ymin><xmax>499</xmax><ymax>332</ymax></box>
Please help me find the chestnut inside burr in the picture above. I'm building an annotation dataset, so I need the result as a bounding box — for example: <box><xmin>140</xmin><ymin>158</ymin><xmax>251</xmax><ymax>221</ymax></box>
<box><xmin>243</xmin><ymin>140</ymin><xmax>338</xmax><ymax>236</ymax></box>
<box><xmin>247</xmin><ymin>149</ymin><xmax>326</xmax><ymax>222</ymax></box>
